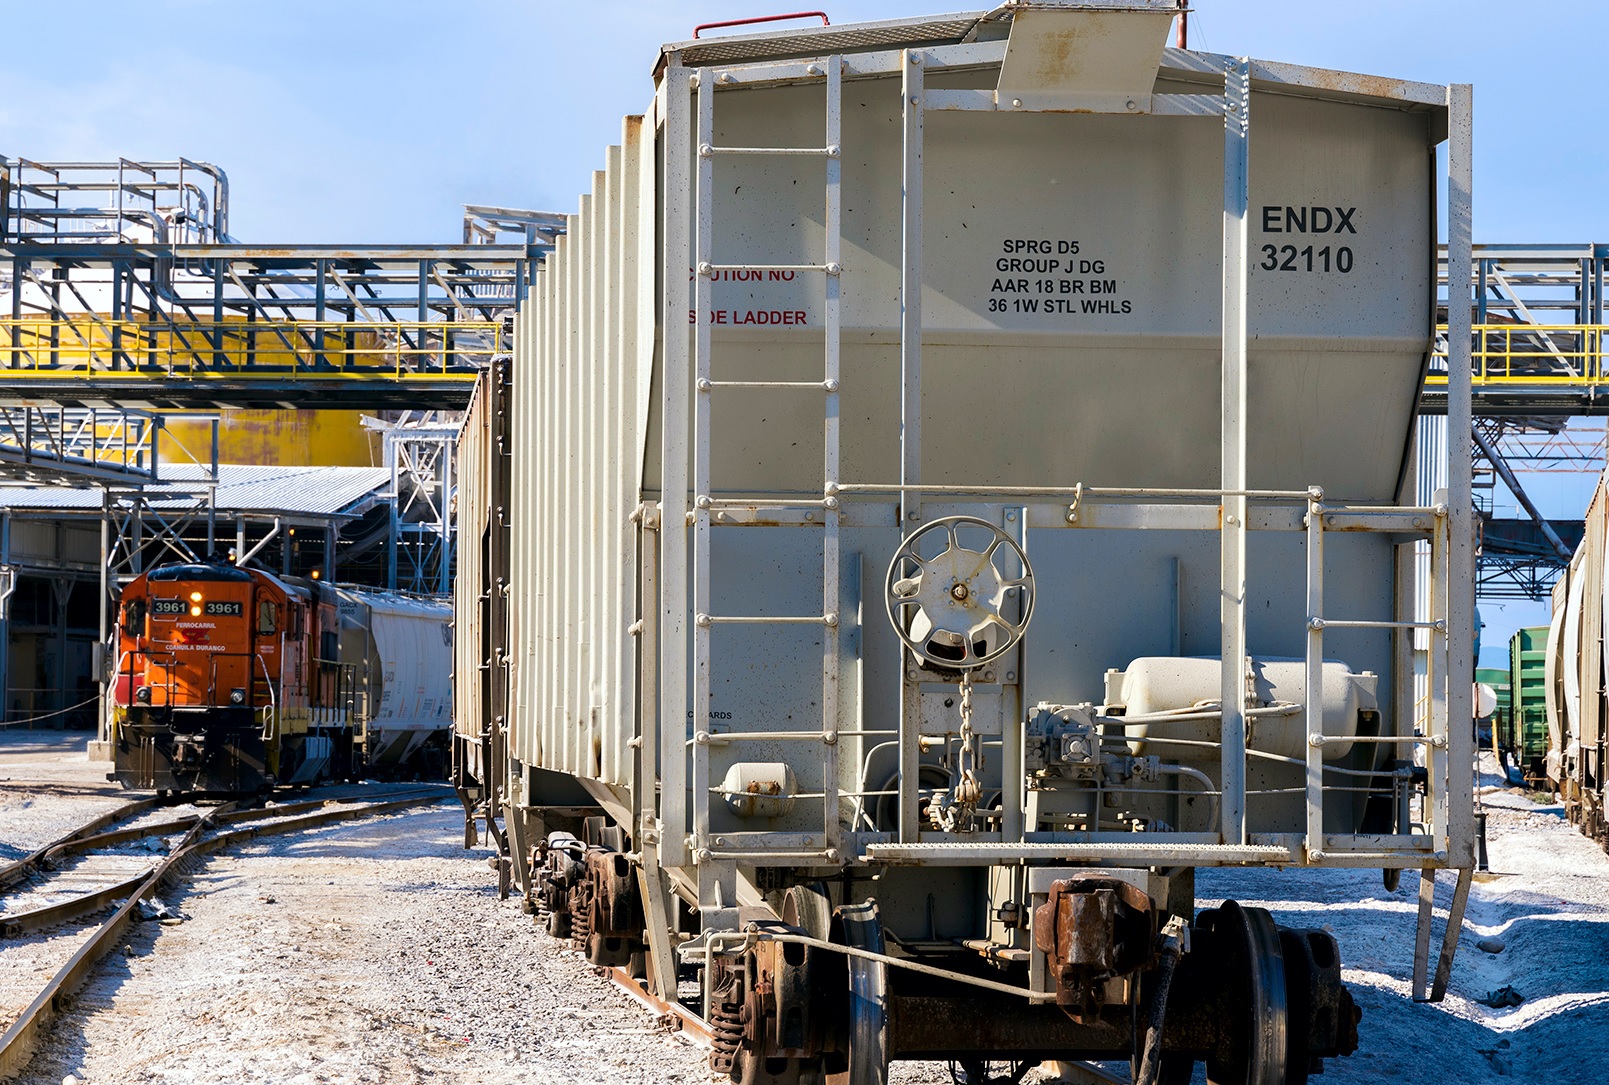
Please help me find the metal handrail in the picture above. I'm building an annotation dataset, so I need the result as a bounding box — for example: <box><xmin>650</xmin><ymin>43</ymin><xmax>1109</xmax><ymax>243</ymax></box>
<box><xmin>1429</xmin><ymin>323</ymin><xmax>1606</xmax><ymax>385</ymax></box>
<box><xmin>692</xmin><ymin>11</ymin><xmax>828</xmax><ymax>37</ymax></box>
<box><xmin>256</xmin><ymin>653</ymin><xmax>277</xmax><ymax>742</ymax></box>
<box><xmin>311</xmin><ymin>656</ymin><xmax>359</xmax><ymax>724</ymax></box>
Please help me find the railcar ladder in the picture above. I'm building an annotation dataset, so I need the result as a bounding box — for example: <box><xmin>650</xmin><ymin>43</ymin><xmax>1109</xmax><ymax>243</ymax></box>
<box><xmin>689</xmin><ymin>57</ymin><xmax>844</xmax><ymax>863</ymax></box>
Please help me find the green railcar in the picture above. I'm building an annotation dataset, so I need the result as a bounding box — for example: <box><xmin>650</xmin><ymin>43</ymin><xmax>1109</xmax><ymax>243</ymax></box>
<box><xmin>1476</xmin><ymin>665</ymin><xmax>1510</xmax><ymax>723</ymax></box>
<box><xmin>1507</xmin><ymin>627</ymin><xmax>1550</xmax><ymax>783</ymax></box>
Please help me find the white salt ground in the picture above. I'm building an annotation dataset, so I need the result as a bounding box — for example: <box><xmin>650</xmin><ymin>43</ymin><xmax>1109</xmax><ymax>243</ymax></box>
<box><xmin>0</xmin><ymin>730</ymin><xmax>129</xmax><ymax>860</ymax></box>
<box><xmin>1197</xmin><ymin>753</ymin><xmax>1609</xmax><ymax>1084</ymax></box>
<box><xmin>5</xmin><ymin>734</ymin><xmax>1608</xmax><ymax>1084</ymax></box>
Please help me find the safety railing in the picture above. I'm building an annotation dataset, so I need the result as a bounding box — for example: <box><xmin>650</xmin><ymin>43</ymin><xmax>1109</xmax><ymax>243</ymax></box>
<box><xmin>312</xmin><ymin>657</ymin><xmax>358</xmax><ymax>728</ymax></box>
<box><xmin>0</xmin><ymin>406</ymin><xmax>162</xmax><ymax>481</ymax></box>
<box><xmin>1428</xmin><ymin>323</ymin><xmax>1609</xmax><ymax>386</ymax></box>
<box><xmin>0</xmin><ymin>318</ymin><xmax>502</xmax><ymax>381</ymax></box>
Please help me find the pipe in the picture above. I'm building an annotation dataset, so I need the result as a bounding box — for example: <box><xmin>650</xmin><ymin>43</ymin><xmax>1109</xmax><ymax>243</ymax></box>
<box><xmin>1168</xmin><ymin>764</ymin><xmax>1219</xmax><ymax>828</ymax></box>
<box><xmin>692</xmin><ymin>11</ymin><xmax>828</xmax><ymax>38</ymax></box>
<box><xmin>1471</xmin><ymin>426</ymin><xmax>1573</xmax><ymax>561</ymax></box>
<box><xmin>1095</xmin><ymin>702</ymin><xmax>1301</xmax><ymax>726</ymax></box>
<box><xmin>1135</xmin><ymin>916</ymin><xmax>1190</xmax><ymax>1085</ymax></box>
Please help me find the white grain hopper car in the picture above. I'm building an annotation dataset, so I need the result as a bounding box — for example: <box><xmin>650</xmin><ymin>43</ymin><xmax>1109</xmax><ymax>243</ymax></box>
<box><xmin>333</xmin><ymin>585</ymin><xmax>452</xmax><ymax>772</ymax></box>
<box><xmin>453</xmin><ymin>5</ymin><xmax>1478</xmax><ymax>1082</ymax></box>
<box><xmin>1544</xmin><ymin>472</ymin><xmax>1609</xmax><ymax>846</ymax></box>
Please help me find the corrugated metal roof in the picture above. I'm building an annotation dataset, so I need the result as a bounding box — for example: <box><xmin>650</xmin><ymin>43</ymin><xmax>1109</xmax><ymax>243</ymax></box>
<box><xmin>163</xmin><ymin>464</ymin><xmax>390</xmax><ymax>517</ymax></box>
<box><xmin>0</xmin><ymin>464</ymin><xmax>390</xmax><ymax>520</ymax></box>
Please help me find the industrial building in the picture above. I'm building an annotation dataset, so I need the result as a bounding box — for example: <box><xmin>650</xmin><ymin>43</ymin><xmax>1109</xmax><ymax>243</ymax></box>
<box><xmin>0</xmin><ymin>159</ymin><xmax>562</xmax><ymax>728</ymax></box>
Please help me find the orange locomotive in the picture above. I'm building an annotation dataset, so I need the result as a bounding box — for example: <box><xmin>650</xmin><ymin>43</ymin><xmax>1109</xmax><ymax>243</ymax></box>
<box><xmin>110</xmin><ymin>562</ymin><xmax>357</xmax><ymax>793</ymax></box>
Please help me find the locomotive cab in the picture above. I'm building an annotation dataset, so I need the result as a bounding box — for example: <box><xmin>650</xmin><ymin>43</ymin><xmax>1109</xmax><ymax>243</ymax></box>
<box><xmin>111</xmin><ymin>562</ymin><xmax>353</xmax><ymax>793</ymax></box>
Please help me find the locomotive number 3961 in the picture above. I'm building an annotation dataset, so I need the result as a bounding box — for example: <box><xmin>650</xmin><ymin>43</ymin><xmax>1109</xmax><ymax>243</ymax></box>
<box><xmin>204</xmin><ymin>601</ymin><xmax>243</xmax><ymax>616</ymax></box>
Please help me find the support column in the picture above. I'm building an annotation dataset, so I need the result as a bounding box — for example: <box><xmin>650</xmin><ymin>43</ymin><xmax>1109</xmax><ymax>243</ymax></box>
<box><xmin>1218</xmin><ymin>57</ymin><xmax>1251</xmax><ymax>845</ymax></box>
<box><xmin>658</xmin><ymin>62</ymin><xmax>692</xmax><ymax>868</ymax></box>
<box><xmin>897</xmin><ymin>48</ymin><xmax>925</xmax><ymax>844</ymax></box>
<box><xmin>0</xmin><ymin>511</ymin><xmax>11</xmax><ymax>724</ymax></box>
<box><xmin>207</xmin><ymin>420</ymin><xmax>218</xmax><ymax>557</ymax></box>
<box><xmin>899</xmin><ymin>49</ymin><xmax>924</xmax><ymax>528</ymax></box>
<box><xmin>440</xmin><ymin>438</ymin><xmax>453</xmax><ymax>594</ymax></box>
<box><xmin>387</xmin><ymin>436</ymin><xmax>400</xmax><ymax>590</ymax></box>
<box><xmin>1445</xmin><ymin>83</ymin><xmax>1476</xmax><ymax>866</ymax></box>
<box><xmin>98</xmin><ymin>490</ymin><xmax>111</xmax><ymax>743</ymax></box>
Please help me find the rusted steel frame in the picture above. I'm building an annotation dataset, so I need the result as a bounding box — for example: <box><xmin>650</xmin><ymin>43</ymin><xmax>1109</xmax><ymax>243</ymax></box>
<box><xmin>886</xmin><ymin>994</ymin><xmax>1129</xmax><ymax>1061</ymax></box>
<box><xmin>0</xmin><ymin>797</ymin><xmax>161</xmax><ymax>890</ymax></box>
<box><xmin>606</xmin><ymin>966</ymin><xmax>714</xmax><ymax>1047</ymax></box>
<box><xmin>0</xmin><ymin>793</ymin><xmax>447</xmax><ymax>1080</ymax></box>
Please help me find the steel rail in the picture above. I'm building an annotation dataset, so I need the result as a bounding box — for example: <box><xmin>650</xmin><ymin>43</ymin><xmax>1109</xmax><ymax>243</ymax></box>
<box><xmin>0</xmin><ymin>791</ymin><xmax>445</xmax><ymax>938</ymax></box>
<box><xmin>1</xmin><ymin>870</ymin><xmax>155</xmax><ymax>939</ymax></box>
<box><xmin>605</xmin><ymin>967</ymin><xmax>715</xmax><ymax>1047</ymax></box>
<box><xmin>0</xmin><ymin>798</ymin><xmax>163</xmax><ymax>892</ymax></box>
<box><xmin>0</xmin><ymin>811</ymin><xmax>219</xmax><ymax>1081</ymax></box>
<box><xmin>0</xmin><ymin>791</ymin><xmax>449</xmax><ymax>1080</ymax></box>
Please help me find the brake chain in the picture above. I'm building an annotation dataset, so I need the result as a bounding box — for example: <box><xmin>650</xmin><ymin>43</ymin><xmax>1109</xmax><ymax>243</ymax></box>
<box><xmin>934</xmin><ymin>671</ymin><xmax>982</xmax><ymax>833</ymax></box>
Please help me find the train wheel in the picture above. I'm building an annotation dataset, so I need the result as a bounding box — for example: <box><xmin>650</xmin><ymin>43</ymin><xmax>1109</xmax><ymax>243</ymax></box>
<box><xmin>726</xmin><ymin>885</ymin><xmax>834</xmax><ymax>1085</ymax></box>
<box><xmin>546</xmin><ymin>909</ymin><xmax>570</xmax><ymax>938</ymax></box>
<box><xmin>824</xmin><ymin>901</ymin><xmax>888</xmax><ymax>1085</ymax></box>
<box><xmin>1204</xmin><ymin>902</ymin><xmax>1288</xmax><ymax>1085</ymax></box>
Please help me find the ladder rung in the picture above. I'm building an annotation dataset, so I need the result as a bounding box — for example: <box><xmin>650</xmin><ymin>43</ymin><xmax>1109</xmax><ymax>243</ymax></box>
<box><xmin>700</xmin><ymin>379</ymin><xmax>834</xmax><ymax>390</ymax></box>
<box><xmin>696</xmin><ymin>730</ymin><xmax>836</xmax><ymax>744</ymax></box>
<box><xmin>695</xmin><ymin>613</ymin><xmax>836</xmax><ymax>627</ymax></box>
<box><xmin>1310</xmin><ymin>618</ymin><xmax>1444</xmax><ymax>631</ymax></box>
<box><xmin>706</xmin><ymin>849</ymin><xmax>836</xmax><ymax>861</ymax></box>
<box><xmin>699</xmin><ymin>262</ymin><xmax>839</xmax><ymax>276</ymax></box>
<box><xmin>701</xmin><ymin>144</ymin><xmax>840</xmax><ymax>157</ymax></box>
<box><xmin>702</xmin><ymin>497</ymin><xmax>833</xmax><ymax>510</ymax></box>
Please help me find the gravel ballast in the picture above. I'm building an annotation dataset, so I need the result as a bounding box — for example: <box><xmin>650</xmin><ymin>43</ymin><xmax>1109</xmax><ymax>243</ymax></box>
<box><xmin>6</xmin><ymin>734</ymin><xmax>1609</xmax><ymax>1084</ymax></box>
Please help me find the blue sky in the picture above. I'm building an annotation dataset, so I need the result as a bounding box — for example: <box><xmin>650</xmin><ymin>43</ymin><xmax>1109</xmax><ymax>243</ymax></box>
<box><xmin>3</xmin><ymin>2</ymin><xmax>1604</xmax><ymax>243</ymax></box>
<box><xmin>3</xmin><ymin>1</ymin><xmax>1603</xmax><ymax>661</ymax></box>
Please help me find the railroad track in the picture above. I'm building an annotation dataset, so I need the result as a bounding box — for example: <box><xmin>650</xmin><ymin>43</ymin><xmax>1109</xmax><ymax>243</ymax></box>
<box><xmin>0</xmin><ymin>787</ymin><xmax>450</xmax><ymax>1080</ymax></box>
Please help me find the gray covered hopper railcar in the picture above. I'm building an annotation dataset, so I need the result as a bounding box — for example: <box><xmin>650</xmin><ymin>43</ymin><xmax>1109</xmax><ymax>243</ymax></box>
<box><xmin>1544</xmin><ymin>468</ymin><xmax>1609</xmax><ymax>848</ymax></box>
<box><xmin>453</xmin><ymin>5</ymin><xmax>1478</xmax><ymax>1082</ymax></box>
<box><xmin>332</xmin><ymin>584</ymin><xmax>453</xmax><ymax>772</ymax></box>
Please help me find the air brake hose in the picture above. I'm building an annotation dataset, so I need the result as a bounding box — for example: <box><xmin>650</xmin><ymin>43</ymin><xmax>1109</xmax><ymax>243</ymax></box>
<box><xmin>1135</xmin><ymin>915</ymin><xmax>1191</xmax><ymax>1085</ymax></box>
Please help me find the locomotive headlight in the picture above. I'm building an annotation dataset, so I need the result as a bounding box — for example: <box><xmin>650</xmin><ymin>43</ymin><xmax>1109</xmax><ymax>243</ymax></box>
<box><xmin>190</xmin><ymin>606</ymin><xmax>202</xmax><ymax>617</ymax></box>
<box><xmin>230</xmin><ymin>688</ymin><xmax>246</xmax><ymax>705</ymax></box>
<box><xmin>189</xmin><ymin>591</ymin><xmax>203</xmax><ymax>602</ymax></box>
<box><xmin>135</xmin><ymin>686</ymin><xmax>152</xmax><ymax>704</ymax></box>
